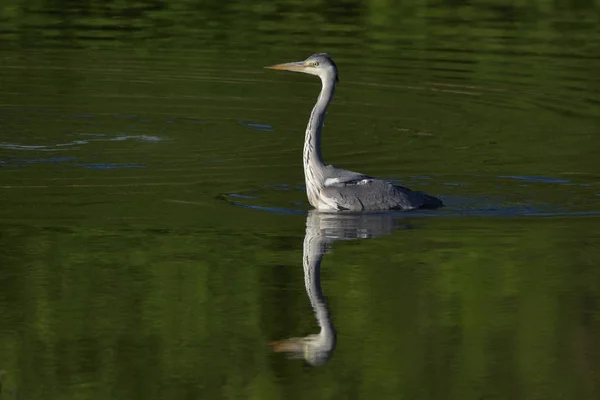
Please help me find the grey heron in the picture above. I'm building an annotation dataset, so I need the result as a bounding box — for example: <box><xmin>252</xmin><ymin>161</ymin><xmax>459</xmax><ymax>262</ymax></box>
<box><xmin>265</xmin><ymin>53</ymin><xmax>443</xmax><ymax>211</ymax></box>
<box><xmin>270</xmin><ymin>210</ymin><xmax>405</xmax><ymax>366</ymax></box>
<box><xmin>270</xmin><ymin>211</ymin><xmax>335</xmax><ymax>366</ymax></box>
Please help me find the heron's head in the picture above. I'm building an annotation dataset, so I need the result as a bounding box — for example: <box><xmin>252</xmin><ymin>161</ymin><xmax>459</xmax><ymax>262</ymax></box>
<box><xmin>270</xmin><ymin>335</ymin><xmax>333</xmax><ymax>366</ymax></box>
<box><xmin>265</xmin><ymin>53</ymin><xmax>339</xmax><ymax>83</ymax></box>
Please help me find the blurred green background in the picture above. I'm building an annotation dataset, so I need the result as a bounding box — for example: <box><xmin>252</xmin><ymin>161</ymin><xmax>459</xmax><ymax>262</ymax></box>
<box><xmin>1</xmin><ymin>0</ymin><xmax>599</xmax><ymax>399</ymax></box>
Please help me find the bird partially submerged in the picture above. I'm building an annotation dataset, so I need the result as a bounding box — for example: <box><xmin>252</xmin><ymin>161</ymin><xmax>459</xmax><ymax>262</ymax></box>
<box><xmin>265</xmin><ymin>53</ymin><xmax>443</xmax><ymax>211</ymax></box>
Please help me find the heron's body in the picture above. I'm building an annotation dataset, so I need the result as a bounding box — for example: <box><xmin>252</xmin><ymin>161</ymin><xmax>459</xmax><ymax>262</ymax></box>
<box><xmin>266</xmin><ymin>53</ymin><xmax>443</xmax><ymax>212</ymax></box>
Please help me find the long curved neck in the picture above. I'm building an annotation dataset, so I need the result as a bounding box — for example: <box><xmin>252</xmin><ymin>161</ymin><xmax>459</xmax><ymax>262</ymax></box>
<box><xmin>304</xmin><ymin>75</ymin><xmax>335</xmax><ymax>206</ymax></box>
<box><xmin>303</xmin><ymin>220</ymin><xmax>335</xmax><ymax>345</ymax></box>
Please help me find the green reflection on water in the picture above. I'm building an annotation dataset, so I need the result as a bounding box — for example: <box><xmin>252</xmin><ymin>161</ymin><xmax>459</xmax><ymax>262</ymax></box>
<box><xmin>0</xmin><ymin>215</ymin><xmax>599</xmax><ymax>399</ymax></box>
<box><xmin>1</xmin><ymin>0</ymin><xmax>600</xmax><ymax>399</ymax></box>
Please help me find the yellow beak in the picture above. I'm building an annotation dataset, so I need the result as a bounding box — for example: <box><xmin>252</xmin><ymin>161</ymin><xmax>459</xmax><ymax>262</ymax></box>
<box><xmin>264</xmin><ymin>61</ymin><xmax>307</xmax><ymax>72</ymax></box>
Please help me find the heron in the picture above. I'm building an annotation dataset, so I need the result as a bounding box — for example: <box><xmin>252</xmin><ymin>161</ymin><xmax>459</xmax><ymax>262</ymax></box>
<box><xmin>270</xmin><ymin>211</ymin><xmax>335</xmax><ymax>366</ymax></box>
<box><xmin>270</xmin><ymin>210</ymin><xmax>406</xmax><ymax>366</ymax></box>
<box><xmin>265</xmin><ymin>53</ymin><xmax>443</xmax><ymax>211</ymax></box>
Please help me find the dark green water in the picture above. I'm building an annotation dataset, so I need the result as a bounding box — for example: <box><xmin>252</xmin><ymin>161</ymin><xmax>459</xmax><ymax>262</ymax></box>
<box><xmin>1</xmin><ymin>1</ymin><xmax>599</xmax><ymax>399</ymax></box>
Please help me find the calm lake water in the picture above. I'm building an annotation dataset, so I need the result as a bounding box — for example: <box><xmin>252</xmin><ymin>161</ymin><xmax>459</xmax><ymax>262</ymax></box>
<box><xmin>1</xmin><ymin>0</ymin><xmax>599</xmax><ymax>399</ymax></box>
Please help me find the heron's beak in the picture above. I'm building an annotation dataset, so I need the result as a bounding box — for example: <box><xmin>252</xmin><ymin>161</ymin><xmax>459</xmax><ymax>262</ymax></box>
<box><xmin>264</xmin><ymin>61</ymin><xmax>308</xmax><ymax>72</ymax></box>
<box><xmin>270</xmin><ymin>339</ymin><xmax>304</xmax><ymax>352</ymax></box>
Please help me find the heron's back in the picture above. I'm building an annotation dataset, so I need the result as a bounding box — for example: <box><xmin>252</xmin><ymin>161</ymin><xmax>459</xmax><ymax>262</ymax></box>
<box><xmin>319</xmin><ymin>179</ymin><xmax>443</xmax><ymax>211</ymax></box>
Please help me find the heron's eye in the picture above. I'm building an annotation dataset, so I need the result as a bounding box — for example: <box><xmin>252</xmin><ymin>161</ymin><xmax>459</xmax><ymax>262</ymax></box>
<box><xmin>313</xmin><ymin>61</ymin><xmax>319</xmax><ymax>66</ymax></box>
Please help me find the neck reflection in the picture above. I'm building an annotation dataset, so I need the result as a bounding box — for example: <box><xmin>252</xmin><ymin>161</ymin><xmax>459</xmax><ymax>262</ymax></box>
<box><xmin>271</xmin><ymin>210</ymin><xmax>408</xmax><ymax>366</ymax></box>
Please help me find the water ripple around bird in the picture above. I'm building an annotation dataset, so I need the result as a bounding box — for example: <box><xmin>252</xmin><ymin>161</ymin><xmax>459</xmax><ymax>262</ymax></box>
<box><xmin>220</xmin><ymin>174</ymin><xmax>599</xmax><ymax>217</ymax></box>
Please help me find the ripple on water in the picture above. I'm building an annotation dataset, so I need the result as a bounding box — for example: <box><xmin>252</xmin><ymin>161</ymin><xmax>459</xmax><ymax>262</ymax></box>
<box><xmin>0</xmin><ymin>156</ymin><xmax>147</xmax><ymax>169</ymax></box>
<box><xmin>0</xmin><ymin>134</ymin><xmax>165</xmax><ymax>152</ymax></box>
<box><xmin>219</xmin><ymin>175</ymin><xmax>600</xmax><ymax>217</ymax></box>
<box><xmin>499</xmin><ymin>175</ymin><xmax>570</xmax><ymax>184</ymax></box>
<box><xmin>238</xmin><ymin>121</ymin><xmax>274</xmax><ymax>132</ymax></box>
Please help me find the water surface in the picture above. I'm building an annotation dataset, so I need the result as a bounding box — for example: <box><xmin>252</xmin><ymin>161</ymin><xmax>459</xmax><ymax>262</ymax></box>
<box><xmin>1</xmin><ymin>1</ymin><xmax>599</xmax><ymax>399</ymax></box>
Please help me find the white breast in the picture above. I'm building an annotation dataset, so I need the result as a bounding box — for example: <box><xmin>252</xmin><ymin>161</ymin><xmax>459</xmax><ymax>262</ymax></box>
<box><xmin>315</xmin><ymin>194</ymin><xmax>339</xmax><ymax>211</ymax></box>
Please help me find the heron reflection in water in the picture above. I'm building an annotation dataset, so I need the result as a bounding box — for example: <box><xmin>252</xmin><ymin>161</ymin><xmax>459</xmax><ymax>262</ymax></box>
<box><xmin>265</xmin><ymin>53</ymin><xmax>443</xmax><ymax>212</ymax></box>
<box><xmin>270</xmin><ymin>210</ymin><xmax>404</xmax><ymax>366</ymax></box>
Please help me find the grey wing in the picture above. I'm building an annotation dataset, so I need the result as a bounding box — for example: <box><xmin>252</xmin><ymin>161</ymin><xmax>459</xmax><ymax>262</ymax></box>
<box><xmin>321</xmin><ymin>178</ymin><xmax>432</xmax><ymax>211</ymax></box>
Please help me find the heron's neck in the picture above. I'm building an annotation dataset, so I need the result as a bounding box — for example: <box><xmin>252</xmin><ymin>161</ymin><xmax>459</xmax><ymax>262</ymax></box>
<box><xmin>303</xmin><ymin>230</ymin><xmax>335</xmax><ymax>343</ymax></box>
<box><xmin>303</xmin><ymin>76</ymin><xmax>335</xmax><ymax>204</ymax></box>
